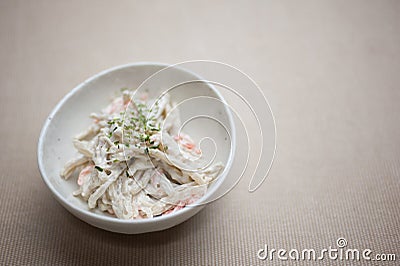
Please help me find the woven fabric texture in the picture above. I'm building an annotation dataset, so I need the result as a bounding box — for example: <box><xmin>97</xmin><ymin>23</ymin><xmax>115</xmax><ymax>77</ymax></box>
<box><xmin>0</xmin><ymin>0</ymin><xmax>399</xmax><ymax>265</ymax></box>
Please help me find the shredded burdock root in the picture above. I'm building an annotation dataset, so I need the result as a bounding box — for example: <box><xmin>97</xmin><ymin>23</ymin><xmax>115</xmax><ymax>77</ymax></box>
<box><xmin>60</xmin><ymin>89</ymin><xmax>224</xmax><ymax>219</ymax></box>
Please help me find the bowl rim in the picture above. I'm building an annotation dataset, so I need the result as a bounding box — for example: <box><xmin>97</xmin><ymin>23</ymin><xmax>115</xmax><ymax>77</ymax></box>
<box><xmin>37</xmin><ymin>61</ymin><xmax>236</xmax><ymax>225</ymax></box>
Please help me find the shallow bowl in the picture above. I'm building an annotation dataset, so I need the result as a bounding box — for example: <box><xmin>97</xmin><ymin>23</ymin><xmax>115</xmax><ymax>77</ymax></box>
<box><xmin>37</xmin><ymin>62</ymin><xmax>236</xmax><ymax>234</ymax></box>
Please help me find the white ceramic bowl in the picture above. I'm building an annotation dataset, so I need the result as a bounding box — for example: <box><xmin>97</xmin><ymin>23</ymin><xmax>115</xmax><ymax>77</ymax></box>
<box><xmin>37</xmin><ymin>62</ymin><xmax>236</xmax><ymax>234</ymax></box>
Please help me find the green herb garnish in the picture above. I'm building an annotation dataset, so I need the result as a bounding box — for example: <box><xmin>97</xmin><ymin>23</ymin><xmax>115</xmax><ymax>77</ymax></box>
<box><xmin>150</xmin><ymin>144</ymin><xmax>160</xmax><ymax>149</ymax></box>
<box><xmin>95</xmin><ymin>166</ymin><xmax>103</xmax><ymax>172</ymax></box>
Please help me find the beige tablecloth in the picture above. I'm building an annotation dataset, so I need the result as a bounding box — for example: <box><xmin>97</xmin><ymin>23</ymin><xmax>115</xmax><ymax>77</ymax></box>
<box><xmin>1</xmin><ymin>0</ymin><xmax>399</xmax><ymax>265</ymax></box>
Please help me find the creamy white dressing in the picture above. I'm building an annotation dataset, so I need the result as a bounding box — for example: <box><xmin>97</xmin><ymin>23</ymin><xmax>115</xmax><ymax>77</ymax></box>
<box><xmin>60</xmin><ymin>90</ymin><xmax>224</xmax><ymax>219</ymax></box>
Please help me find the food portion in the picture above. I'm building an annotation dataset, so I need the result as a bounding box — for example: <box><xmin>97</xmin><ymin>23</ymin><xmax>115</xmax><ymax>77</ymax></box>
<box><xmin>60</xmin><ymin>89</ymin><xmax>224</xmax><ymax>219</ymax></box>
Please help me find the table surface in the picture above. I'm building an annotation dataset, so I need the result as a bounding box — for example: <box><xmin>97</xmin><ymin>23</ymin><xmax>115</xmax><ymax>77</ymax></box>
<box><xmin>1</xmin><ymin>0</ymin><xmax>399</xmax><ymax>265</ymax></box>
